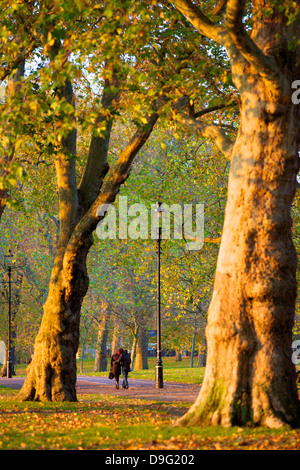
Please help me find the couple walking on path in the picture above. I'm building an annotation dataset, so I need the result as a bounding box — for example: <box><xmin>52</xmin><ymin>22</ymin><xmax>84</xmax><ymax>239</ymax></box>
<box><xmin>110</xmin><ymin>348</ymin><xmax>131</xmax><ymax>389</ymax></box>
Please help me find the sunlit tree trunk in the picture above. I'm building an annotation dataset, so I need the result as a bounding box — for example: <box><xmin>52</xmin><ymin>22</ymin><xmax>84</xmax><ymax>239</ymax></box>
<box><xmin>17</xmin><ymin>256</ymin><xmax>90</xmax><ymax>400</ymax></box>
<box><xmin>172</xmin><ymin>0</ymin><xmax>300</xmax><ymax>427</ymax></box>
<box><xmin>182</xmin><ymin>86</ymin><xmax>299</xmax><ymax>427</ymax></box>
<box><xmin>130</xmin><ymin>322</ymin><xmax>139</xmax><ymax>371</ymax></box>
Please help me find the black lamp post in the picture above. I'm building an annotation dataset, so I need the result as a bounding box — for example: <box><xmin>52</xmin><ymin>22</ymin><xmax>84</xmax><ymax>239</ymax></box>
<box><xmin>153</xmin><ymin>202</ymin><xmax>164</xmax><ymax>389</ymax></box>
<box><xmin>4</xmin><ymin>250</ymin><xmax>13</xmax><ymax>379</ymax></box>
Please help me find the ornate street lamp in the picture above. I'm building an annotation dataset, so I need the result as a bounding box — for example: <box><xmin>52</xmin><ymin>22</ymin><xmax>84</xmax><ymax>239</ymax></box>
<box><xmin>4</xmin><ymin>250</ymin><xmax>13</xmax><ymax>378</ymax></box>
<box><xmin>153</xmin><ymin>202</ymin><xmax>165</xmax><ymax>389</ymax></box>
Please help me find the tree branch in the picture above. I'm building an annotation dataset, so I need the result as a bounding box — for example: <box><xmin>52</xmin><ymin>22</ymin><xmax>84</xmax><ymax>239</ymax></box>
<box><xmin>170</xmin><ymin>0</ymin><xmax>280</xmax><ymax>86</ymax></box>
<box><xmin>0</xmin><ymin>39</ymin><xmax>36</xmax><ymax>82</ymax></box>
<box><xmin>50</xmin><ymin>40</ymin><xmax>78</xmax><ymax>252</ymax></box>
<box><xmin>63</xmin><ymin>111</ymin><xmax>159</xmax><ymax>265</ymax></box>
<box><xmin>168</xmin><ymin>0</ymin><xmax>228</xmax><ymax>45</ymax></box>
<box><xmin>177</xmin><ymin>113</ymin><xmax>234</xmax><ymax>158</ymax></box>
<box><xmin>225</xmin><ymin>0</ymin><xmax>280</xmax><ymax>83</ymax></box>
<box><xmin>194</xmin><ymin>101</ymin><xmax>237</xmax><ymax>118</ymax></box>
<box><xmin>78</xmin><ymin>69</ymin><xmax>121</xmax><ymax>213</ymax></box>
<box><xmin>211</xmin><ymin>0</ymin><xmax>228</xmax><ymax>16</ymax></box>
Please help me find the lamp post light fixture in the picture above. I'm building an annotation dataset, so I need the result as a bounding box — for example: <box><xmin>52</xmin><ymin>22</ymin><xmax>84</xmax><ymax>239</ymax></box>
<box><xmin>153</xmin><ymin>202</ymin><xmax>164</xmax><ymax>389</ymax></box>
<box><xmin>4</xmin><ymin>250</ymin><xmax>13</xmax><ymax>379</ymax></box>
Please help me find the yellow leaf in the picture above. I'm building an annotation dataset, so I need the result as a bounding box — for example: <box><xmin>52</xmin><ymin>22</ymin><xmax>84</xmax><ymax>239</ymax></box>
<box><xmin>29</xmin><ymin>101</ymin><xmax>39</xmax><ymax>112</ymax></box>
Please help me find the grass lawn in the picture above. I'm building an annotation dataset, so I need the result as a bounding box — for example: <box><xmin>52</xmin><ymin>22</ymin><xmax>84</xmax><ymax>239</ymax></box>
<box><xmin>0</xmin><ymin>388</ymin><xmax>299</xmax><ymax>450</ymax></box>
<box><xmin>1</xmin><ymin>357</ymin><xmax>299</xmax><ymax>450</ymax></box>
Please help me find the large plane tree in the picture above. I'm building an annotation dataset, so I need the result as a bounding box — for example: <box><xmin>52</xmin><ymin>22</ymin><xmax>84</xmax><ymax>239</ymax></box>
<box><xmin>9</xmin><ymin>0</ymin><xmax>208</xmax><ymax>401</ymax></box>
<box><xmin>9</xmin><ymin>1</ymin><xmax>160</xmax><ymax>401</ymax></box>
<box><xmin>168</xmin><ymin>0</ymin><xmax>300</xmax><ymax>428</ymax></box>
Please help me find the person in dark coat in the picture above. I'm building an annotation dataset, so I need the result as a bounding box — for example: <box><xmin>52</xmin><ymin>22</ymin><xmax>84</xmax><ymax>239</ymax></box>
<box><xmin>110</xmin><ymin>348</ymin><xmax>123</xmax><ymax>389</ymax></box>
<box><xmin>122</xmin><ymin>350</ymin><xmax>131</xmax><ymax>389</ymax></box>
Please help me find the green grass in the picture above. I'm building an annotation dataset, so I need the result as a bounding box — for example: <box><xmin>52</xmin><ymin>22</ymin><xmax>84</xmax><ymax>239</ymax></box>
<box><xmin>1</xmin><ymin>358</ymin><xmax>300</xmax><ymax>450</ymax></box>
<box><xmin>0</xmin><ymin>389</ymin><xmax>299</xmax><ymax>450</ymax></box>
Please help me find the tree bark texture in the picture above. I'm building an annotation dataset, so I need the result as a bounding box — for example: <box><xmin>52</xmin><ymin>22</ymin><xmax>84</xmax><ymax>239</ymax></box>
<box><xmin>174</xmin><ymin>0</ymin><xmax>300</xmax><ymax>427</ymax></box>
<box><xmin>17</xmin><ymin>237</ymin><xmax>91</xmax><ymax>401</ymax></box>
<box><xmin>181</xmin><ymin>88</ymin><xmax>300</xmax><ymax>427</ymax></box>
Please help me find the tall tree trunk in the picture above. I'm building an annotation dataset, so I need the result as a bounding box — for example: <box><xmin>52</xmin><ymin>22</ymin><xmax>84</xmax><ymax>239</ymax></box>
<box><xmin>79</xmin><ymin>306</ymin><xmax>97</xmax><ymax>374</ymax></box>
<box><xmin>17</xmin><ymin>232</ymin><xmax>91</xmax><ymax>401</ymax></box>
<box><xmin>17</xmin><ymin>61</ymin><xmax>84</xmax><ymax>400</ymax></box>
<box><xmin>190</xmin><ymin>319</ymin><xmax>197</xmax><ymax>368</ymax></box>
<box><xmin>94</xmin><ymin>308</ymin><xmax>109</xmax><ymax>372</ymax></box>
<box><xmin>175</xmin><ymin>350</ymin><xmax>182</xmax><ymax>362</ymax></box>
<box><xmin>179</xmin><ymin>73</ymin><xmax>300</xmax><ymax>428</ymax></box>
<box><xmin>130</xmin><ymin>323</ymin><xmax>139</xmax><ymax>371</ymax></box>
<box><xmin>172</xmin><ymin>0</ymin><xmax>300</xmax><ymax>429</ymax></box>
<box><xmin>135</xmin><ymin>327</ymin><xmax>149</xmax><ymax>370</ymax></box>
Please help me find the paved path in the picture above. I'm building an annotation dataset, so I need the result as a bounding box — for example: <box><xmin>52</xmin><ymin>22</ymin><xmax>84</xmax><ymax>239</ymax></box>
<box><xmin>0</xmin><ymin>375</ymin><xmax>200</xmax><ymax>403</ymax></box>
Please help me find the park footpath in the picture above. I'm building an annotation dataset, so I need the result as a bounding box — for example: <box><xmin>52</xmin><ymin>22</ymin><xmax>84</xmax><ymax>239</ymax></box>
<box><xmin>0</xmin><ymin>375</ymin><xmax>200</xmax><ymax>403</ymax></box>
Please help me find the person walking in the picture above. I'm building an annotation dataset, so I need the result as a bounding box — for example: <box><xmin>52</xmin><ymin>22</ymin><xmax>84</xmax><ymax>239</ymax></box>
<box><xmin>110</xmin><ymin>348</ymin><xmax>123</xmax><ymax>389</ymax></box>
<box><xmin>122</xmin><ymin>350</ymin><xmax>131</xmax><ymax>389</ymax></box>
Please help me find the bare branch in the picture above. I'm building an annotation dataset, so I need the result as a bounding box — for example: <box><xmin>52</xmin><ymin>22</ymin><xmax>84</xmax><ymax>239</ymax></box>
<box><xmin>194</xmin><ymin>101</ymin><xmax>238</xmax><ymax>118</ymax></box>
